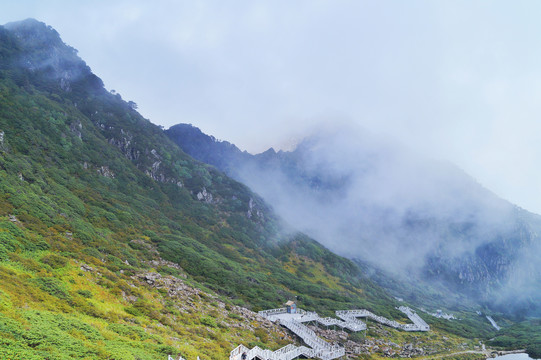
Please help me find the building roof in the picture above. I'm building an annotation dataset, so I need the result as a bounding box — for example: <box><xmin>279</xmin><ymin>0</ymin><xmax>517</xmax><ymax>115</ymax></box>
<box><xmin>285</xmin><ymin>300</ymin><xmax>295</xmax><ymax>306</ymax></box>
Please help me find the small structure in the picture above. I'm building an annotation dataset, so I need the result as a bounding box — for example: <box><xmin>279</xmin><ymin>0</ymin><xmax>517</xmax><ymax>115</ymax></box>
<box><xmin>285</xmin><ymin>300</ymin><xmax>297</xmax><ymax>314</ymax></box>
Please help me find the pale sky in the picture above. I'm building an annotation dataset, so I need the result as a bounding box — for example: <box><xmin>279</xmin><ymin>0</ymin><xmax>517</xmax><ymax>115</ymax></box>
<box><xmin>2</xmin><ymin>1</ymin><xmax>541</xmax><ymax>214</ymax></box>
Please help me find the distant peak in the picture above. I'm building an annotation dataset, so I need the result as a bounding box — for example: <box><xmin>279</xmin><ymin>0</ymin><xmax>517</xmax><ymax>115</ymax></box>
<box><xmin>4</xmin><ymin>18</ymin><xmax>58</xmax><ymax>37</ymax></box>
<box><xmin>168</xmin><ymin>123</ymin><xmax>201</xmax><ymax>132</ymax></box>
<box><xmin>2</xmin><ymin>18</ymin><xmax>102</xmax><ymax>94</ymax></box>
<box><xmin>263</xmin><ymin>147</ymin><xmax>276</xmax><ymax>154</ymax></box>
<box><xmin>4</xmin><ymin>18</ymin><xmax>44</xmax><ymax>28</ymax></box>
<box><xmin>4</xmin><ymin>18</ymin><xmax>64</xmax><ymax>48</ymax></box>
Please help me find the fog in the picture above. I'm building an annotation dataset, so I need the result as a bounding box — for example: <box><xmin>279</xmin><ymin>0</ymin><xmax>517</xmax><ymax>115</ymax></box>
<box><xmin>3</xmin><ymin>1</ymin><xmax>541</xmax><ymax>215</ymax></box>
<box><xmin>225</xmin><ymin>124</ymin><xmax>541</xmax><ymax>311</ymax></box>
<box><xmin>3</xmin><ymin>1</ymin><xmax>541</xmax><ymax>312</ymax></box>
<box><xmin>4</xmin><ymin>19</ymin><xmax>94</xmax><ymax>89</ymax></box>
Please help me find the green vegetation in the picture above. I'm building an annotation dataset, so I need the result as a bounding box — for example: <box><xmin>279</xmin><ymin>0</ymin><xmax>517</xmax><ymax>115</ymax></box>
<box><xmin>0</xmin><ymin>19</ymin><xmax>402</xmax><ymax>359</ymax></box>
<box><xmin>0</xmin><ymin>18</ymin><xmax>538</xmax><ymax>359</ymax></box>
<box><xmin>488</xmin><ymin>319</ymin><xmax>541</xmax><ymax>358</ymax></box>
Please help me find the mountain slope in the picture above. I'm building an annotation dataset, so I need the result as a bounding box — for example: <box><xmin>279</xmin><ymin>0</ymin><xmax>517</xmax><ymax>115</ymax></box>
<box><xmin>166</xmin><ymin>124</ymin><xmax>541</xmax><ymax>316</ymax></box>
<box><xmin>0</xmin><ymin>19</ymin><xmax>441</xmax><ymax>359</ymax></box>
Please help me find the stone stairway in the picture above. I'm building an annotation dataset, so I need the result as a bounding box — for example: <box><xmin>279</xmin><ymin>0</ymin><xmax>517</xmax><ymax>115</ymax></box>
<box><xmin>229</xmin><ymin>343</ymin><xmax>314</xmax><ymax>360</ymax></box>
<box><xmin>279</xmin><ymin>319</ymin><xmax>345</xmax><ymax>359</ymax></box>
<box><xmin>230</xmin><ymin>305</ymin><xmax>429</xmax><ymax>360</ymax></box>
<box><xmin>294</xmin><ymin>311</ymin><xmax>367</xmax><ymax>332</ymax></box>
<box><xmin>228</xmin><ymin>318</ymin><xmax>345</xmax><ymax>360</ymax></box>
<box><xmin>397</xmin><ymin>306</ymin><xmax>430</xmax><ymax>331</ymax></box>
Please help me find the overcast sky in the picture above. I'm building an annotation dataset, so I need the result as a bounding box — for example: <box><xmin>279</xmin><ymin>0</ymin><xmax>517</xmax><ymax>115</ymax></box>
<box><xmin>2</xmin><ymin>1</ymin><xmax>541</xmax><ymax>214</ymax></box>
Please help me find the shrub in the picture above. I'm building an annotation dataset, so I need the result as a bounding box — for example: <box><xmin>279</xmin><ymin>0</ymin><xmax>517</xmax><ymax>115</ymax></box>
<box><xmin>40</xmin><ymin>253</ymin><xmax>69</xmax><ymax>269</ymax></box>
<box><xmin>0</xmin><ymin>244</ymin><xmax>8</xmax><ymax>262</ymax></box>
<box><xmin>200</xmin><ymin>316</ymin><xmax>217</xmax><ymax>328</ymax></box>
<box><xmin>527</xmin><ymin>344</ymin><xmax>541</xmax><ymax>359</ymax></box>
<box><xmin>124</xmin><ymin>306</ymin><xmax>143</xmax><ymax>317</ymax></box>
<box><xmin>228</xmin><ymin>312</ymin><xmax>242</xmax><ymax>320</ymax></box>
<box><xmin>76</xmin><ymin>289</ymin><xmax>92</xmax><ymax>298</ymax></box>
<box><xmin>254</xmin><ymin>328</ymin><xmax>268</xmax><ymax>342</ymax></box>
<box><xmin>32</xmin><ymin>277</ymin><xmax>70</xmax><ymax>300</ymax></box>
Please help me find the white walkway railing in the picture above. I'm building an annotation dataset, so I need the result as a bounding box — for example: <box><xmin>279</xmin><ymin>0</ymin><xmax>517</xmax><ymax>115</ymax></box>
<box><xmin>398</xmin><ymin>306</ymin><xmax>430</xmax><ymax>331</ymax></box>
<box><xmin>258</xmin><ymin>307</ymin><xmax>288</xmax><ymax>317</ymax></box>
<box><xmin>229</xmin><ymin>344</ymin><xmax>315</xmax><ymax>360</ymax></box>
<box><xmin>232</xmin><ymin>304</ymin><xmax>429</xmax><ymax>360</ymax></box>
<box><xmin>280</xmin><ymin>319</ymin><xmax>332</xmax><ymax>352</ymax></box>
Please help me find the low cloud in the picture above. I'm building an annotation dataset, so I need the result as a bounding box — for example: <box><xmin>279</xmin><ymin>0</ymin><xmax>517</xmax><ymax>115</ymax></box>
<box><xmin>231</xmin><ymin>123</ymin><xmax>541</xmax><ymax>312</ymax></box>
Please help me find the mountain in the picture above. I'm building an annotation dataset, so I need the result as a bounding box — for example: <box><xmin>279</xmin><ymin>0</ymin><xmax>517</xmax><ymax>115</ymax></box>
<box><xmin>4</xmin><ymin>18</ymin><xmax>541</xmax><ymax>360</ymax></box>
<box><xmin>166</xmin><ymin>124</ymin><xmax>541</xmax><ymax>317</ymax></box>
<box><xmin>0</xmin><ymin>19</ymin><xmax>420</xmax><ymax>359</ymax></box>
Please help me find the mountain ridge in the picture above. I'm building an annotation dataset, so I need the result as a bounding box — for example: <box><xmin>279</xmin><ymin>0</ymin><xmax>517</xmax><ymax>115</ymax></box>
<box><xmin>0</xmin><ymin>19</ymin><xmax>418</xmax><ymax>359</ymax></box>
<box><xmin>1</xmin><ymin>18</ymin><xmax>540</xmax><ymax>359</ymax></box>
<box><xmin>0</xmin><ymin>17</ymin><xmax>392</xmax><ymax>312</ymax></box>
<box><xmin>166</xmin><ymin>123</ymin><xmax>541</xmax><ymax>317</ymax></box>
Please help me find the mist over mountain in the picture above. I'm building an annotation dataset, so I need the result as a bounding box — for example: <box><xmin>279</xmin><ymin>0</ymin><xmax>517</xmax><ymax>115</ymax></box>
<box><xmin>0</xmin><ymin>19</ymin><xmax>429</xmax><ymax>358</ymax></box>
<box><xmin>3</xmin><ymin>17</ymin><xmax>541</xmax><ymax>359</ymax></box>
<box><xmin>167</xmin><ymin>123</ymin><xmax>541</xmax><ymax>316</ymax></box>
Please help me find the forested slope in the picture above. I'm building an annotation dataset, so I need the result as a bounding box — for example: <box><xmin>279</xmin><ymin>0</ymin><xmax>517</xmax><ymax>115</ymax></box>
<box><xmin>0</xmin><ymin>19</ymin><xmax>404</xmax><ymax>359</ymax></box>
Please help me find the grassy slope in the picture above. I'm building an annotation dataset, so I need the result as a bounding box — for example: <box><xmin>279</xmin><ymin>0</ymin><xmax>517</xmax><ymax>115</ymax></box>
<box><xmin>0</xmin><ymin>20</ymin><xmax>413</xmax><ymax>359</ymax></box>
<box><xmin>3</xmin><ymin>19</ymin><xmax>539</xmax><ymax>360</ymax></box>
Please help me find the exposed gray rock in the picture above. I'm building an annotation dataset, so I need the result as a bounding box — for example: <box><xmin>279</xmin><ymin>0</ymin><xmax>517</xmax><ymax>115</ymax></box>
<box><xmin>69</xmin><ymin>120</ymin><xmax>82</xmax><ymax>138</ymax></box>
<box><xmin>80</xmin><ymin>264</ymin><xmax>94</xmax><ymax>272</ymax></box>
<box><xmin>97</xmin><ymin>165</ymin><xmax>115</xmax><ymax>178</ymax></box>
<box><xmin>196</xmin><ymin>187</ymin><xmax>214</xmax><ymax>203</ymax></box>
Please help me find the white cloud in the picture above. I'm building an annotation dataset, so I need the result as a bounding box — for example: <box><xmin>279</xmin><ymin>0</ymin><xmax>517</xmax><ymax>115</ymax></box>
<box><xmin>2</xmin><ymin>0</ymin><xmax>541</xmax><ymax>213</ymax></box>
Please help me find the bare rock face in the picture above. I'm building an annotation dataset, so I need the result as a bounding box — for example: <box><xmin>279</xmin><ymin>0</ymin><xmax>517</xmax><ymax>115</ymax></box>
<box><xmin>80</xmin><ymin>263</ymin><xmax>94</xmax><ymax>272</ymax></box>
<box><xmin>133</xmin><ymin>272</ymin><xmax>200</xmax><ymax>300</ymax></box>
<box><xmin>0</xmin><ymin>130</ymin><xmax>7</xmax><ymax>151</ymax></box>
<box><xmin>196</xmin><ymin>187</ymin><xmax>214</xmax><ymax>203</ymax></box>
<box><xmin>97</xmin><ymin>165</ymin><xmax>115</xmax><ymax>178</ymax></box>
<box><xmin>144</xmin><ymin>259</ymin><xmax>185</xmax><ymax>275</ymax></box>
<box><xmin>246</xmin><ymin>197</ymin><xmax>263</xmax><ymax>220</ymax></box>
<box><xmin>108</xmin><ymin>129</ymin><xmax>139</xmax><ymax>160</ymax></box>
<box><xmin>138</xmin><ymin>148</ymin><xmax>183</xmax><ymax>187</ymax></box>
<box><xmin>59</xmin><ymin>71</ymin><xmax>71</xmax><ymax>91</ymax></box>
<box><xmin>399</xmin><ymin>342</ymin><xmax>425</xmax><ymax>357</ymax></box>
